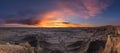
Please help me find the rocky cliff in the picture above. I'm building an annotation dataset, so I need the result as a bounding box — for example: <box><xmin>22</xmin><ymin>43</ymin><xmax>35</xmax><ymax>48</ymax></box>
<box><xmin>0</xmin><ymin>42</ymin><xmax>34</xmax><ymax>53</ymax></box>
<box><xmin>103</xmin><ymin>35</ymin><xmax>120</xmax><ymax>53</ymax></box>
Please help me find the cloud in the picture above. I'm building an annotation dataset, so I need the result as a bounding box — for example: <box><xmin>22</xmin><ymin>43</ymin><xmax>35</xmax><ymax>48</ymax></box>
<box><xmin>0</xmin><ymin>9</ymin><xmax>40</xmax><ymax>25</ymax></box>
<box><xmin>4</xmin><ymin>18</ymin><xmax>37</xmax><ymax>25</ymax></box>
<box><xmin>0</xmin><ymin>0</ymin><xmax>113</xmax><ymax>27</ymax></box>
<box><xmin>0</xmin><ymin>23</ymin><xmax>38</xmax><ymax>27</ymax></box>
<box><xmin>35</xmin><ymin>10</ymin><xmax>94</xmax><ymax>27</ymax></box>
<box><xmin>55</xmin><ymin>0</ymin><xmax>112</xmax><ymax>18</ymax></box>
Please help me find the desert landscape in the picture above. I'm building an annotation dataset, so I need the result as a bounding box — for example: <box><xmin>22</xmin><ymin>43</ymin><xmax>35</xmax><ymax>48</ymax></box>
<box><xmin>0</xmin><ymin>0</ymin><xmax>120</xmax><ymax>53</ymax></box>
<box><xmin>0</xmin><ymin>25</ymin><xmax>119</xmax><ymax>53</ymax></box>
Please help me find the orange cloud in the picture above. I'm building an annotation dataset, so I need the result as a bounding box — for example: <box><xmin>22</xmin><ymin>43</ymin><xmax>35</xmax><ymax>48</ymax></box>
<box><xmin>35</xmin><ymin>11</ymin><xmax>93</xmax><ymax>27</ymax></box>
<box><xmin>34</xmin><ymin>0</ymin><xmax>112</xmax><ymax>27</ymax></box>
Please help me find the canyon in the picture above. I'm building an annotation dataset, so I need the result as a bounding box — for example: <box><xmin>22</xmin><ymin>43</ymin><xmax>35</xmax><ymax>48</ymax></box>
<box><xmin>0</xmin><ymin>25</ymin><xmax>119</xmax><ymax>53</ymax></box>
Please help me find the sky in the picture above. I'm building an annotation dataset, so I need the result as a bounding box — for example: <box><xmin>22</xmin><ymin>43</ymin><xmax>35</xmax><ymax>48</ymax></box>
<box><xmin>0</xmin><ymin>0</ymin><xmax>120</xmax><ymax>27</ymax></box>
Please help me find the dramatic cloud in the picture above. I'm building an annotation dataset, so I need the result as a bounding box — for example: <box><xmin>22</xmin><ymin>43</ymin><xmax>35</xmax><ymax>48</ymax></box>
<box><xmin>35</xmin><ymin>10</ymin><xmax>93</xmax><ymax>27</ymax></box>
<box><xmin>0</xmin><ymin>24</ymin><xmax>38</xmax><ymax>27</ymax></box>
<box><xmin>55</xmin><ymin>0</ymin><xmax>112</xmax><ymax>18</ymax></box>
<box><xmin>0</xmin><ymin>0</ymin><xmax>114</xmax><ymax>27</ymax></box>
<box><xmin>0</xmin><ymin>9</ymin><xmax>40</xmax><ymax>25</ymax></box>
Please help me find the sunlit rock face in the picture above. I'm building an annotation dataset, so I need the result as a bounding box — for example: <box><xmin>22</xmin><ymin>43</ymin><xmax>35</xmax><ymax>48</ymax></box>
<box><xmin>117</xmin><ymin>27</ymin><xmax>120</xmax><ymax>34</ymax></box>
<box><xmin>103</xmin><ymin>35</ymin><xmax>120</xmax><ymax>53</ymax></box>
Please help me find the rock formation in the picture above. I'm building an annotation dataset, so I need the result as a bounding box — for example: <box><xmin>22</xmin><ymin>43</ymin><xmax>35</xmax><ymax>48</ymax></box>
<box><xmin>103</xmin><ymin>35</ymin><xmax>120</xmax><ymax>53</ymax></box>
<box><xmin>0</xmin><ymin>42</ymin><xmax>34</xmax><ymax>53</ymax></box>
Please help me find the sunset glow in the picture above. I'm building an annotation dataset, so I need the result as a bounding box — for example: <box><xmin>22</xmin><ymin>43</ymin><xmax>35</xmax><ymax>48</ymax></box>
<box><xmin>35</xmin><ymin>11</ymin><xmax>92</xmax><ymax>27</ymax></box>
<box><xmin>0</xmin><ymin>0</ymin><xmax>119</xmax><ymax>27</ymax></box>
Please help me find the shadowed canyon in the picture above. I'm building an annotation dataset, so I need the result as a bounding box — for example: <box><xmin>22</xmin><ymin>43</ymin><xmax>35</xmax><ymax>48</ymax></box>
<box><xmin>0</xmin><ymin>25</ymin><xmax>120</xmax><ymax>53</ymax></box>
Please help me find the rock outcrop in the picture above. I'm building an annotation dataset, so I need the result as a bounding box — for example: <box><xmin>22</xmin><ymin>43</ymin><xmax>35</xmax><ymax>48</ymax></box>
<box><xmin>103</xmin><ymin>35</ymin><xmax>120</xmax><ymax>53</ymax></box>
<box><xmin>0</xmin><ymin>42</ymin><xmax>34</xmax><ymax>53</ymax></box>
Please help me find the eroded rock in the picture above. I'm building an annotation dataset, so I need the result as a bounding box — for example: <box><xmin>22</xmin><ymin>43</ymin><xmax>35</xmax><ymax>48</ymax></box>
<box><xmin>103</xmin><ymin>35</ymin><xmax>120</xmax><ymax>53</ymax></box>
<box><xmin>0</xmin><ymin>42</ymin><xmax>34</xmax><ymax>53</ymax></box>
